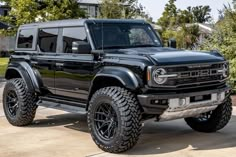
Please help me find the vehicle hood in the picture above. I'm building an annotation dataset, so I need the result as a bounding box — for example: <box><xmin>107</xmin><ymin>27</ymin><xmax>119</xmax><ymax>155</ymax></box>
<box><xmin>110</xmin><ymin>47</ymin><xmax>225</xmax><ymax>65</ymax></box>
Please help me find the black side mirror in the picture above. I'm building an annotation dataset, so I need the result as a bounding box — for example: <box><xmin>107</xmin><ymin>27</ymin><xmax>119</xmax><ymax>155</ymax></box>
<box><xmin>168</xmin><ymin>38</ymin><xmax>177</xmax><ymax>48</ymax></box>
<box><xmin>72</xmin><ymin>41</ymin><xmax>91</xmax><ymax>54</ymax></box>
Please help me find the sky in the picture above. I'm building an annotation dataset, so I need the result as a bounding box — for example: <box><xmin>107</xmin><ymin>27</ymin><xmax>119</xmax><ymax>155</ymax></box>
<box><xmin>139</xmin><ymin>0</ymin><xmax>233</xmax><ymax>22</ymax></box>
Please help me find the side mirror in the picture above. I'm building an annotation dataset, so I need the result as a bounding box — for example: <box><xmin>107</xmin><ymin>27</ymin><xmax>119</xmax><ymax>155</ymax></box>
<box><xmin>72</xmin><ymin>41</ymin><xmax>91</xmax><ymax>54</ymax></box>
<box><xmin>168</xmin><ymin>38</ymin><xmax>177</xmax><ymax>49</ymax></box>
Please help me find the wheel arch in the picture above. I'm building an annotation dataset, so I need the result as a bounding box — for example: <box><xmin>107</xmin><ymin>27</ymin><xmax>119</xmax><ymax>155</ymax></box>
<box><xmin>87</xmin><ymin>66</ymin><xmax>142</xmax><ymax>109</ymax></box>
<box><xmin>5</xmin><ymin>62</ymin><xmax>43</xmax><ymax>93</ymax></box>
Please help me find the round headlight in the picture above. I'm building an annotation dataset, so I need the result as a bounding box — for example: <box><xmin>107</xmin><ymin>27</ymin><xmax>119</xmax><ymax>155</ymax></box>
<box><xmin>153</xmin><ymin>68</ymin><xmax>167</xmax><ymax>84</ymax></box>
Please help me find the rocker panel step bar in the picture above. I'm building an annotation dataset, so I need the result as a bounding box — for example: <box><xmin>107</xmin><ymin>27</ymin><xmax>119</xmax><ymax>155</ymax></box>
<box><xmin>37</xmin><ymin>97</ymin><xmax>87</xmax><ymax>114</ymax></box>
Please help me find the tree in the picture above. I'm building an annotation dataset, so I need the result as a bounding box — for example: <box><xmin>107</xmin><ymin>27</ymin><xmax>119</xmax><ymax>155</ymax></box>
<box><xmin>0</xmin><ymin>0</ymin><xmax>86</xmax><ymax>35</ymax></box>
<box><xmin>176</xmin><ymin>8</ymin><xmax>194</xmax><ymax>24</ymax></box>
<box><xmin>99</xmin><ymin>0</ymin><xmax>149</xmax><ymax>19</ymax></box>
<box><xmin>120</xmin><ymin>0</ymin><xmax>147</xmax><ymax>18</ymax></box>
<box><xmin>99</xmin><ymin>0</ymin><xmax>123</xmax><ymax>18</ymax></box>
<box><xmin>157</xmin><ymin>0</ymin><xmax>177</xmax><ymax>30</ymax></box>
<box><xmin>189</xmin><ymin>5</ymin><xmax>212</xmax><ymax>23</ymax></box>
<box><xmin>200</xmin><ymin>6</ymin><xmax>236</xmax><ymax>87</ymax></box>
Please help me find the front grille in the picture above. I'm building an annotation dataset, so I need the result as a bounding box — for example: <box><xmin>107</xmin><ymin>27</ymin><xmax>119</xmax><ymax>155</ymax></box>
<box><xmin>162</xmin><ymin>62</ymin><xmax>227</xmax><ymax>88</ymax></box>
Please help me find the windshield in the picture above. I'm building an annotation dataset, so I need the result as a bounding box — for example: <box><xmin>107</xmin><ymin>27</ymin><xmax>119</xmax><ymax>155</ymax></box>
<box><xmin>88</xmin><ymin>23</ymin><xmax>162</xmax><ymax>50</ymax></box>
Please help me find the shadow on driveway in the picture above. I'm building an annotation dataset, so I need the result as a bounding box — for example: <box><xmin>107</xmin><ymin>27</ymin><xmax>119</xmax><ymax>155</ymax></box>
<box><xmin>29</xmin><ymin>113</ymin><xmax>236</xmax><ymax>155</ymax></box>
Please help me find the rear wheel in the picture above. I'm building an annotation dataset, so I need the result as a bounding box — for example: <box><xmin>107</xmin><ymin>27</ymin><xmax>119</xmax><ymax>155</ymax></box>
<box><xmin>88</xmin><ymin>87</ymin><xmax>142</xmax><ymax>153</ymax></box>
<box><xmin>3</xmin><ymin>78</ymin><xmax>38</xmax><ymax>126</ymax></box>
<box><xmin>185</xmin><ymin>97</ymin><xmax>232</xmax><ymax>133</ymax></box>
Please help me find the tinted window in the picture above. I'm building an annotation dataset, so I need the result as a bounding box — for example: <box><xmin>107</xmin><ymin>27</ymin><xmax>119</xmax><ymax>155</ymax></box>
<box><xmin>38</xmin><ymin>28</ymin><xmax>58</xmax><ymax>52</ymax></box>
<box><xmin>17</xmin><ymin>29</ymin><xmax>34</xmax><ymax>49</ymax></box>
<box><xmin>129</xmin><ymin>28</ymin><xmax>153</xmax><ymax>45</ymax></box>
<box><xmin>63</xmin><ymin>27</ymin><xmax>87</xmax><ymax>53</ymax></box>
<box><xmin>88</xmin><ymin>23</ymin><xmax>161</xmax><ymax>50</ymax></box>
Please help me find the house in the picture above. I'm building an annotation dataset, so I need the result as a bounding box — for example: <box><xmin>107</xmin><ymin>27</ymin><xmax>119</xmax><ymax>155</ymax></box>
<box><xmin>185</xmin><ymin>23</ymin><xmax>214</xmax><ymax>44</ymax></box>
<box><xmin>78</xmin><ymin>0</ymin><xmax>100</xmax><ymax>18</ymax></box>
<box><xmin>77</xmin><ymin>0</ymin><xmax>129</xmax><ymax>18</ymax></box>
<box><xmin>176</xmin><ymin>23</ymin><xmax>214</xmax><ymax>45</ymax></box>
<box><xmin>0</xmin><ymin>5</ymin><xmax>9</xmax><ymax>17</ymax></box>
<box><xmin>0</xmin><ymin>5</ymin><xmax>10</xmax><ymax>29</ymax></box>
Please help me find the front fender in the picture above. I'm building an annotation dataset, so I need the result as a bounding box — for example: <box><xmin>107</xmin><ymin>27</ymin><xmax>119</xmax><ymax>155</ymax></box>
<box><xmin>94</xmin><ymin>66</ymin><xmax>141</xmax><ymax>90</ymax></box>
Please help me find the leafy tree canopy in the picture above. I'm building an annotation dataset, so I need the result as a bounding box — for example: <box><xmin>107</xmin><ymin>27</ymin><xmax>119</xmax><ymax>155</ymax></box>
<box><xmin>189</xmin><ymin>5</ymin><xmax>212</xmax><ymax>23</ymax></box>
<box><xmin>157</xmin><ymin>0</ymin><xmax>212</xmax><ymax>50</ymax></box>
<box><xmin>157</xmin><ymin>0</ymin><xmax>212</xmax><ymax>30</ymax></box>
<box><xmin>99</xmin><ymin>0</ymin><xmax>151</xmax><ymax>21</ymax></box>
<box><xmin>0</xmin><ymin>0</ymin><xmax>86</xmax><ymax>35</ymax></box>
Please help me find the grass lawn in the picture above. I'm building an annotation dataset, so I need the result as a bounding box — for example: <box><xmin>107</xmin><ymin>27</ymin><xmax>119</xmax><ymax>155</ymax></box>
<box><xmin>0</xmin><ymin>58</ymin><xmax>9</xmax><ymax>77</ymax></box>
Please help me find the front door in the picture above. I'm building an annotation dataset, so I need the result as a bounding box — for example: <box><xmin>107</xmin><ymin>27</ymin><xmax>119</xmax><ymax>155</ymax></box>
<box><xmin>54</xmin><ymin>27</ymin><xmax>95</xmax><ymax>101</ymax></box>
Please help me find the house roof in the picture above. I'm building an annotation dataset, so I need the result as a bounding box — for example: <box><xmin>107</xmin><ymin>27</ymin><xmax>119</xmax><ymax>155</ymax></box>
<box><xmin>185</xmin><ymin>23</ymin><xmax>214</xmax><ymax>33</ymax></box>
<box><xmin>78</xmin><ymin>0</ymin><xmax>100</xmax><ymax>5</ymax></box>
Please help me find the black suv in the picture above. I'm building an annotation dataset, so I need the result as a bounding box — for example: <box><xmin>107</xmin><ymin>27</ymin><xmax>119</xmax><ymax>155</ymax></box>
<box><xmin>3</xmin><ymin>19</ymin><xmax>232</xmax><ymax>153</ymax></box>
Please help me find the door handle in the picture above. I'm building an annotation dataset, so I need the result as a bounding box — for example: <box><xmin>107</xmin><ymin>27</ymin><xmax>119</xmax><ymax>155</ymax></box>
<box><xmin>31</xmin><ymin>61</ymin><xmax>38</xmax><ymax>65</ymax></box>
<box><xmin>56</xmin><ymin>63</ymin><xmax>64</xmax><ymax>67</ymax></box>
<box><xmin>56</xmin><ymin>63</ymin><xmax>64</xmax><ymax>71</ymax></box>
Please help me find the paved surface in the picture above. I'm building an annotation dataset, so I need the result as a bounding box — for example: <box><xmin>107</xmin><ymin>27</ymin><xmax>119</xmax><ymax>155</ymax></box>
<box><xmin>1</xmin><ymin>82</ymin><xmax>236</xmax><ymax>157</ymax></box>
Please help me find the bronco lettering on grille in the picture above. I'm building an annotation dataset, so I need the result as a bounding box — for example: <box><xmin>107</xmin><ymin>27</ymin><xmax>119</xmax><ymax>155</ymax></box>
<box><xmin>179</xmin><ymin>69</ymin><xmax>219</xmax><ymax>78</ymax></box>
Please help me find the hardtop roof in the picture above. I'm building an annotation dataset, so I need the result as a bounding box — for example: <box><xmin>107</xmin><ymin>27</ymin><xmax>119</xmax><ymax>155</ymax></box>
<box><xmin>19</xmin><ymin>19</ymin><xmax>147</xmax><ymax>29</ymax></box>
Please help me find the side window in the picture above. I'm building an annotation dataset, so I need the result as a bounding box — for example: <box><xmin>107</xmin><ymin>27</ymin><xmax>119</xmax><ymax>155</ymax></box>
<box><xmin>38</xmin><ymin>28</ymin><xmax>58</xmax><ymax>52</ymax></box>
<box><xmin>17</xmin><ymin>29</ymin><xmax>34</xmax><ymax>49</ymax></box>
<box><xmin>62</xmin><ymin>27</ymin><xmax>87</xmax><ymax>53</ymax></box>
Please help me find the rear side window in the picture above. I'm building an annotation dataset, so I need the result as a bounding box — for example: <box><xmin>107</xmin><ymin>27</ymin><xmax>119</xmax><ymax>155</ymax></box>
<box><xmin>38</xmin><ymin>28</ymin><xmax>58</xmax><ymax>52</ymax></box>
<box><xmin>62</xmin><ymin>27</ymin><xmax>87</xmax><ymax>53</ymax></box>
<box><xmin>17</xmin><ymin>29</ymin><xmax>34</xmax><ymax>49</ymax></box>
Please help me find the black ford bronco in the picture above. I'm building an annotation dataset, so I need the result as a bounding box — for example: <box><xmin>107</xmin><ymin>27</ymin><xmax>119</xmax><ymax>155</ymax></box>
<box><xmin>3</xmin><ymin>19</ymin><xmax>232</xmax><ymax>153</ymax></box>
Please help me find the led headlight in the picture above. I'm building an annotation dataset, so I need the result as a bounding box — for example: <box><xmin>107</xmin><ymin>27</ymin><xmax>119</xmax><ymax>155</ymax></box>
<box><xmin>222</xmin><ymin>63</ymin><xmax>229</xmax><ymax>78</ymax></box>
<box><xmin>218</xmin><ymin>63</ymin><xmax>229</xmax><ymax>78</ymax></box>
<box><xmin>152</xmin><ymin>68</ymin><xmax>167</xmax><ymax>84</ymax></box>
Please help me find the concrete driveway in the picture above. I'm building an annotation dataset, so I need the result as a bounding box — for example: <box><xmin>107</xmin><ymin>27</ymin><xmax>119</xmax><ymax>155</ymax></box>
<box><xmin>1</xmin><ymin>82</ymin><xmax>236</xmax><ymax>157</ymax></box>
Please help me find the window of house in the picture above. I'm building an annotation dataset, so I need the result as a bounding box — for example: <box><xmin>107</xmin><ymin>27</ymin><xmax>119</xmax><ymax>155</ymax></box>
<box><xmin>17</xmin><ymin>29</ymin><xmax>35</xmax><ymax>49</ymax></box>
<box><xmin>62</xmin><ymin>27</ymin><xmax>87</xmax><ymax>53</ymax></box>
<box><xmin>38</xmin><ymin>28</ymin><xmax>58</xmax><ymax>52</ymax></box>
<box><xmin>3</xmin><ymin>10</ymin><xmax>8</xmax><ymax>16</ymax></box>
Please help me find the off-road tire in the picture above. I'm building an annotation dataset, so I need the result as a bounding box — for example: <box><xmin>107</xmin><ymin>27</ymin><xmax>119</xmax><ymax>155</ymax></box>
<box><xmin>185</xmin><ymin>97</ymin><xmax>232</xmax><ymax>133</ymax></box>
<box><xmin>88</xmin><ymin>87</ymin><xmax>142</xmax><ymax>153</ymax></box>
<box><xmin>3</xmin><ymin>78</ymin><xmax>38</xmax><ymax>126</ymax></box>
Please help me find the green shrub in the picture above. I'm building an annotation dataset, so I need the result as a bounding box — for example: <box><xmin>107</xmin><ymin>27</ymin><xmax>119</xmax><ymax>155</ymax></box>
<box><xmin>0</xmin><ymin>58</ymin><xmax>9</xmax><ymax>77</ymax></box>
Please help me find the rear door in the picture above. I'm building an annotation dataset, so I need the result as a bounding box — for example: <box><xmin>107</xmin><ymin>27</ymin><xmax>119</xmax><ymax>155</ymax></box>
<box><xmin>54</xmin><ymin>27</ymin><xmax>95</xmax><ymax>101</ymax></box>
<box><xmin>31</xmin><ymin>28</ymin><xmax>59</xmax><ymax>94</ymax></box>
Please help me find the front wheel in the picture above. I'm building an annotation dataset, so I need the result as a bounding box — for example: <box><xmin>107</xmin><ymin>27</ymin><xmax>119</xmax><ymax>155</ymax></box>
<box><xmin>185</xmin><ymin>97</ymin><xmax>232</xmax><ymax>133</ymax></box>
<box><xmin>88</xmin><ymin>87</ymin><xmax>142</xmax><ymax>153</ymax></box>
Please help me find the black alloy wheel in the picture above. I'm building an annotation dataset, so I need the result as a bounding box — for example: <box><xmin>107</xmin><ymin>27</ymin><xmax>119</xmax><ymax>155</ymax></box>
<box><xmin>94</xmin><ymin>103</ymin><xmax>118</xmax><ymax>141</ymax></box>
<box><xmin>6</xmin><ymin>90</ymin><xmax>19</xmax><ymax>117</ymax></box>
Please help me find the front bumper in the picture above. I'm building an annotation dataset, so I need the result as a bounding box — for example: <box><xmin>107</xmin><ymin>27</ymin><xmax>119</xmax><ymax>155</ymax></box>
<box><xmin>137</xmin><ymin>86</ymin><xmax>231</xmax><ymax>120</ymax></box>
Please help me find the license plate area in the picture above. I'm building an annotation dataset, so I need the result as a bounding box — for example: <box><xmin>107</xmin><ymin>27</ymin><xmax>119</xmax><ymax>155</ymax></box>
<box><xmin>190</xmin><ymin>94</ymin><xmax>211</xmax><ymax>103</ymax></box>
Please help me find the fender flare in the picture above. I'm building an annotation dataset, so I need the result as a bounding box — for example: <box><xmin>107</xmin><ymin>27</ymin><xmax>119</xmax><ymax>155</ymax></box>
<box><xmin>5</xmin><ymin>62</ymin><xmax>42</xmax><ymax>93</ymax></box>
<box><xmin>90</xmin><ymin>66</ymin><xmax>141</xmax><ymax>92</ymax></box>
